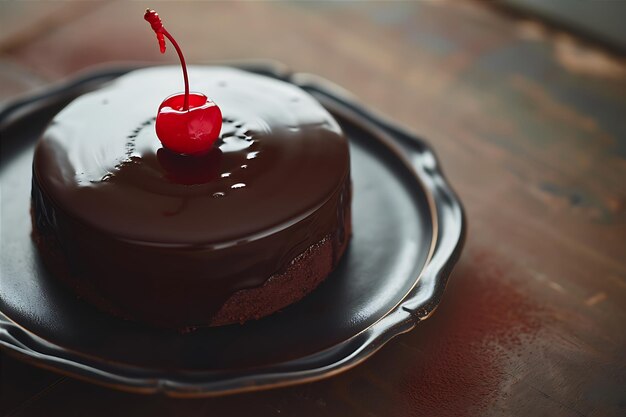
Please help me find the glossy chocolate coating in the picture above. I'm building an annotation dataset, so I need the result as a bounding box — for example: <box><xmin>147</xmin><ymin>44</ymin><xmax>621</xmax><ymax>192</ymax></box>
<box><xmin>32</xmin><ymin>67</ymin><xmax>350</xmax><ymax>327</ymax></box>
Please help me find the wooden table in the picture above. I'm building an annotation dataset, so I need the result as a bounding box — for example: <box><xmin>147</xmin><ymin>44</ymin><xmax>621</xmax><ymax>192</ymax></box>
<box><xmin>1</xmin><ymin>1</ymin><xmax>624</xmax><ymax>416</ymax></box>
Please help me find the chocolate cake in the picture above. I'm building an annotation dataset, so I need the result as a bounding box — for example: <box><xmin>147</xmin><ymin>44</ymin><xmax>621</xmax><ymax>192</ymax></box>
<box><xmin>31</xmin><ymin>66</ymin><xmax>351</xmax><ymax>328</ymax></box>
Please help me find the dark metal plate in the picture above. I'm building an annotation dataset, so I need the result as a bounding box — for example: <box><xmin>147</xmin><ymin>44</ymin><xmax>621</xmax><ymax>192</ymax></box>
<box><xmin>0</xmin><ymin>63</ymin><xmax>465</xmax><ymax>397</ymax></box>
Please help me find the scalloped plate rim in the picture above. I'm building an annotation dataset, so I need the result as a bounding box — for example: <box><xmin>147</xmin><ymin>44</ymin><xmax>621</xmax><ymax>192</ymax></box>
<box><xmin>0</xmin><ymin>62</ymin><xmax>466</xmax><ymax>397</ymax></box>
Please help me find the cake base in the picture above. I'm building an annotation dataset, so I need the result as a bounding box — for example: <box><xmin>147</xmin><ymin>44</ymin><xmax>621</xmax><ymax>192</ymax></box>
<box><xmin>31</xmin><ymin>202</ymin><xmax>351</xmax><ymax>330</ymax></box>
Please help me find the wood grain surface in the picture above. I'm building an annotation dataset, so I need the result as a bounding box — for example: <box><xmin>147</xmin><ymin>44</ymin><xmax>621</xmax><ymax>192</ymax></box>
<box><xmin>1</xmin><ymin>1</ymin><xmax>625</xmax><ymax>416</ymax></box>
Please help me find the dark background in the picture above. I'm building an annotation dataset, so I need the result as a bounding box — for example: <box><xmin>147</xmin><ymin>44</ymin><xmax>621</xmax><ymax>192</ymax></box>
<box><xmin>1</xmin><ymin>1</ymin><xmax>625</xmax><ymax>416</ymax></box>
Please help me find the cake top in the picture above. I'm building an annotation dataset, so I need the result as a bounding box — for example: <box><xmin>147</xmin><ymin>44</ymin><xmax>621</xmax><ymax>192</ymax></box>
<box><xmin>34</xmin><ymin>66</ymin><xmax>349</xmax><ymax>245</ymax></box>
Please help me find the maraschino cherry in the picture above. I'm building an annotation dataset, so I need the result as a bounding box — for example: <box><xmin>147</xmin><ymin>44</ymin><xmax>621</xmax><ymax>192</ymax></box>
<box><xmin>144</xmin><ymin>9</ymin><xmax>222</xmax><ymax>155</ymax></box>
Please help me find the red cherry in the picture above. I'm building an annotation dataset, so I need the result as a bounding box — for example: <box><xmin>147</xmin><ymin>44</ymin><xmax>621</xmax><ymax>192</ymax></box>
<box><xmin>144</xmin><ymin>9</ymin><xmax>222</xmax><ymax>155</ymax></box>
<box><xmin>156</xmin><ymin>93</ymin><xmax>222</xmax><ymax>155</ymax></box>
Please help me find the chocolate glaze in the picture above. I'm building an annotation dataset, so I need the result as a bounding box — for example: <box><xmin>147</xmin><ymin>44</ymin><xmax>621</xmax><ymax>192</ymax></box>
<box><xmin>32</xmin><ymin>67</ymin><xmax>350</xmax><ymax>327</ymax></box>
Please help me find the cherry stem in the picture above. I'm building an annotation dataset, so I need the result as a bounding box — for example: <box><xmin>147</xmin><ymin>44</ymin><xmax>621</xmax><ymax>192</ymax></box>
<box><xmin>161</xmin><ymin>28</ymin><xmax>190</xmax><ymax>111</ymax></box>
<box><xmin>144</xmin><ymin>10</ymin><xmax>190</xmax><ymax>111</ymax></box>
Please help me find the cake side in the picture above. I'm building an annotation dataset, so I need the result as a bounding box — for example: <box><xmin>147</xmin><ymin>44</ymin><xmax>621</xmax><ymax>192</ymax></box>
<box><xmin>32</xmin><ymin>181</ymin><xmax>351</xmax><ymax>328</ymax></box>
<box><xmin>31</xmin><ymin>177</ymin><xmax>351</xmax><ymax>328</ymax></box>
